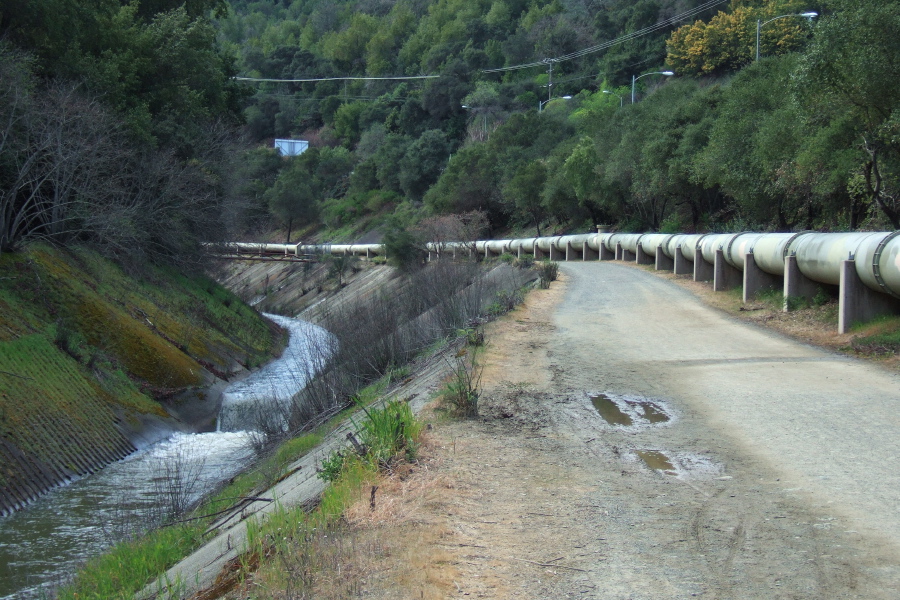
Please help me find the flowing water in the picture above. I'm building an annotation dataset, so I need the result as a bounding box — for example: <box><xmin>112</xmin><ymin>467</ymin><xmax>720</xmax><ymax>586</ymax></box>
<box><xmin>0</xmin><ymin>314</ymin><xmax>331</xmax><ymax>599</ymax></box>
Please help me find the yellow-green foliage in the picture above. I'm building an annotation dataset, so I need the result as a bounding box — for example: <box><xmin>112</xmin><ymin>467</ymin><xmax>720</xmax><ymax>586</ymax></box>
<box><xmin>55</xmin><ymin>523</ymin><xmax>202</xmax><ymax>600</ymax></box>
<box><xmin>317</xmin><ymin>457</ymin><xmax>375</xmax><ymax>520</ymax></box>
<box><xmin>0</xmin><ymin>244</ymin><xmax>282</xmax><ymax>511</ymax></box>
<box><xmin>667</xmin><ymin>0</ymin><xmax>814</xmax><ymax>75</ymax></box>
<box><xmin>0</xmin><ymin>335</ymin><xmax>136</xmax><ymax>482</ymax></box>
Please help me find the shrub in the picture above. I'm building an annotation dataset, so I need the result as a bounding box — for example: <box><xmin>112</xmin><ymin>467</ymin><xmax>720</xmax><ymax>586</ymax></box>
<box><xmin>514</xmin><ymin>255</ymin><xmax>534</xmax><ymax>269</ymax></box>
<box><xmin>536</xmin><ymin>261</ymin><xmax>559</xmax><ymax>288</ymax></box>
<box><xmin>382</xmin><ymin>221</ymin><xmax>423</xmax><ymax>272</ymax></box>
<box><xmin>318</xmin><ymin>399</ymin><xmax>422</xmax><ymax>482</ymax></box>
<box><xmin>440</xmin><ymin>346</ymin><xmax>482</xmax><ymax>417</ymax></box>
<box><xmin>487</xmin><ymin>288</ymin><xmax>524</xmax><ymax>317</ymax></box>
<box><xmin>317</xmin><ymin>449</ymin><xmax>348</xmax><ymax>483</ymax></box>
<box><xmin>456</xmin><ymin>326</ymin><xmax>484</xmax><ymax>346</ymax></box>
<box><xmin>812</xmin><ymin>287</ymin><xmax>831</xmax><ymax>307</ymax></box>
<box><xmin>357</xmin><ymin>399</ymin><xmax>422</xmax><ymax>465</ymax></box>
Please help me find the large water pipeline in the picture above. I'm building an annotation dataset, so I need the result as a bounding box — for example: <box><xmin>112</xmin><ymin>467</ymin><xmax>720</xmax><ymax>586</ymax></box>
<box><xmin>0</xmin><ymin>314</ymin><xmax>331</xmax><ymax>599</ymax></box>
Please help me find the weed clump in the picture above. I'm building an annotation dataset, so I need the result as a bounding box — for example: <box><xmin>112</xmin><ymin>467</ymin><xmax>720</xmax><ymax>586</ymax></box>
<box><xmin>487</xmin><ymin>288</ymin><xmax>525</xmax><ymax>317</ymax></box>
<box><xmin>318</xmin><ymin>399</ymin><xmax>423</xmax><ymax>483</ymax></box>
<box><xmin>850</xmin><ymin>315</ymin><xmax>900</xmax><ymax>355</ymax></box>
<box><xmin>514</xmin><ymin>255</ymin><xmax>535</xmax><ymax>269</ymax></box>
<box><xmin>440</xmin><ymin>344</ymin><xmax>483</xmax><ymax>418</ymax></box>
<box><xmin>536</xmin><ymin>261</ymin><xmax>559</xmax><ymax>288</ymax></box>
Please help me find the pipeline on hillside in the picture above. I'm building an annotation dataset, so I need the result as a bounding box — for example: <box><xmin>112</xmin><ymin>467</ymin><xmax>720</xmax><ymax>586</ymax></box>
<box><xmin>219</xmin><ymin>232</ymin><xmax>900</xmax><ymax>334</ymax></box>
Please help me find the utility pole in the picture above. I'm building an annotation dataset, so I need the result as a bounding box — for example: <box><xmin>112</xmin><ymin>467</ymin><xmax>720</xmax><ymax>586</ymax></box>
<box><xmin>547</xmin><ymin>60</ymin><xmax>553</xmax><ymax>102</ymax></box>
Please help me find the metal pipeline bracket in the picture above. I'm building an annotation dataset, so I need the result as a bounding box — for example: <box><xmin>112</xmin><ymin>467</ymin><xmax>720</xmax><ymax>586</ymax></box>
<box><xmin>872</xmin><ymin>230</ymin><xmax>900</xmax><ymax>300</ymax></box>
<box><xmin>781</xmin><ymin>231</ymin><xmax>813</xmax><ymax>260</ymax></box>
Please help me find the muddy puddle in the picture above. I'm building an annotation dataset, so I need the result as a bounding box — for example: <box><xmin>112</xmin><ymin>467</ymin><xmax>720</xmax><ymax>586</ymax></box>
<box><xmin>626</xmin><ymin>449</ymin><xmax>723</xmax><ymax>479</ymax></box>
<box><xmin>589</xmin><ymin>393</ymin><xmax>671</xmax><ymax>427</ymax></box>
<box><xmin>636</xmin><ymin>450</ymin><xmax>677</xmax><ymax>475</ymax></box>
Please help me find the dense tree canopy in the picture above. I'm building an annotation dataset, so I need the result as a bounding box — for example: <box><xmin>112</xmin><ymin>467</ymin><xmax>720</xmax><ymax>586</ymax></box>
<box><xmin>0</xmin><ymin>0</ymin><xmax>246</xmax><ymax>259</ymax></box>
<box><xmin>216</xmin><ymin>0</ymin><xmax>899</xmax><ymax>236</ymax></box>
<box><xmin>3</xmin><ymin>0</ymin><xmax>898</xmax><ymax>258</ymax></box>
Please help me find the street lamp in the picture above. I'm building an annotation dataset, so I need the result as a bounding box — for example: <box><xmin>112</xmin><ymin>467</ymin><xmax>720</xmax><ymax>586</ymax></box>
<box><xmin>756</xmin><ymin>12</ymin><xmax>817</xmax><ymax>61</ymax></box>
<box><xmin>538</xmin><ymin>95</ymin><xmax>572</xmax><ymax>113</ymax></box>
<box><xmin>631</xmin><ymin>71</ymin><xmax>674</xmax><ymax>104</ymax></box>
<box><xmin>603</xmin><ymin>90</ymin><xmax>623</xmax><ymax>108</ymax></box>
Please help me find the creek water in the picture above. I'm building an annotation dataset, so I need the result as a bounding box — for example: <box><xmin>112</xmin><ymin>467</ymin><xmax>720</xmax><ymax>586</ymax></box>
<box><xmin>0</xmin><ymin>314</ymin><xmax>331</xmax><ymax>599</ymax></box>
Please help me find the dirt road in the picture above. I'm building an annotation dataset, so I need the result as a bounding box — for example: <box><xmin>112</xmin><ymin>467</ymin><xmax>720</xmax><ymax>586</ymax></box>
<box><xmin>369</xmin><ymin>262</ymin><xmax>900</xmax><ymax>599</ymax></box>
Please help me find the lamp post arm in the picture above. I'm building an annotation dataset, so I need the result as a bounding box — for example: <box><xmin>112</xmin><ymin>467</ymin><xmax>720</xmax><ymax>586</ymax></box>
<box><xmin>755</xmin><ymin>12</ymin><xmax>818</xmax><ymax>62</ymax></box>
<box><xmin>631</xmin><ymin>71</ymin><xmax>674</xmax><ymax>104</ymax></box>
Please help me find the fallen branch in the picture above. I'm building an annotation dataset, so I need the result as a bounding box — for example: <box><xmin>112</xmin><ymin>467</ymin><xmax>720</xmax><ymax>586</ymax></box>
<box><xmin>167</xmin><ymin>496</ymin><xmax>273</xmax><ymax>527</ymax></box>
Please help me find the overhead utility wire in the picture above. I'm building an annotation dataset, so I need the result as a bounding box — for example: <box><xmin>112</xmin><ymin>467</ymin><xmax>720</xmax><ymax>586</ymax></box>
<box><xmin>254</xmin><ymin>94</ymin><xmax>411</xmax><ymax>101</ymax></box>
<box><xmin>236</xmin><ymin>0</ymin><xmax>729</xmax><ymax>83</ymax></box>
<box><xmin>234</xmin><ymin>75</ymin><xmax>439</xmax><ymax>82</ymax></box>
<box><xmin>481</xmin><ymin>0</ymin><xmax>729</xmax><ymax>73</ymax></box>
<box><xmin>553</xmin><ymin>0</ymin><xmax>729</xmax><ymax>62</ymax></box>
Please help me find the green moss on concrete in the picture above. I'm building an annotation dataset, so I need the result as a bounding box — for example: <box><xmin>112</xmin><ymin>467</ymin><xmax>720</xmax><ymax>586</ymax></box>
<box><xmin>0</xmin><ymin>245</ymin><xmax>284</xmax><ymax>513</ymax></box>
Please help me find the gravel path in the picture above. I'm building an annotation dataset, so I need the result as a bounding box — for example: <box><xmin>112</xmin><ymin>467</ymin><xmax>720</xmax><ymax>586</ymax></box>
<box><xmin>556</xmin><ymin>262</ymin><xmax>900</xmax><ymax>548</ymax></box>
<box><xmin>397</xmin><ymin>262</ymin><xmax>900</xmax><ymax>599</ymax></box>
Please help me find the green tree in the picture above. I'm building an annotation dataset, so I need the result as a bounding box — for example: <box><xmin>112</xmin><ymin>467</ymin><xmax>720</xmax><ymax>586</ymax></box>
<box><xmin>697</xmin><ymin>56</ymin><xmax>809</xmax><ymax>229</ymax></box>
<box><xmin>374</xmin><ymin>134</ymin><xmax>413</xmax><ymax>194</ymax></box>
<box><xmin>794</xmin><ymin>0</ymin><xmax>900</xmax><ymax>228</ymax></box>
<box><xmin>382</xmin><ymin>218</ymin><xmax>422</xmax><ymax>272</ymax></box>
<box><xmin>399</xmin><ymin>130</ymin><xmax>452</xmax><ymax>201</ymax></box>
<box><xmin>565</xmin><ymin>138</ymin><xmax>616</xmax><ymax>226</ymax></box>
<box><xmin>320</xmin><ymin>12</ymin><xmax>379</xmax><ymax>72</ymax></box>
<box><xmin>424</xmin><ymin>142</ymin><xmax>503</xmax><ymax>226</ymax></box>
<box><xmin>1</xmin><ymin>1</ymin><xmax>244</xmax><ymax>151</ymax></box>
<box><xmin>265</xmin><ymin>163</ymin><xmax>319</xmax><ymax>243</ymax></box>
<box><xmin>503</xmin><ymin>160</ymin><xmax>547</xmax><ymax>236</ymax></box>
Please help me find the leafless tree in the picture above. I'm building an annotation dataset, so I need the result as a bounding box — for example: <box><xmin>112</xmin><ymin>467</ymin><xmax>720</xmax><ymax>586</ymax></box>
<box><xmin>0</xmin><ymin>44</ymin><xmax>247</xmax><ymax>265</ymax></box>
<box><xmin>280</xmin><ymin>262</ymin><xmax>535</xmax><ymax>438</ymax></box>
<box><xmin>416</xmin><ymin>210</ymin><xmax>489</xmax><ymax>259</ymax></box>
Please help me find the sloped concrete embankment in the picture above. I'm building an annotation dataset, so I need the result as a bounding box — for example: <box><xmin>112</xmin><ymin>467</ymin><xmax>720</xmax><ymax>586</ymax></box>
<box><xmin>137</xmin><ymin>347</ymin><xmax>456</xmax><ymax>600</ymax></box>
<box><xmin>140</xmin><ymin>261</ymin><xmax>537</xmax><ymax>598</ymax></box>
<box><xmin>0</xmin><ymin>247</ymin><xmax>282</xmax><ymax>516</ymax></box>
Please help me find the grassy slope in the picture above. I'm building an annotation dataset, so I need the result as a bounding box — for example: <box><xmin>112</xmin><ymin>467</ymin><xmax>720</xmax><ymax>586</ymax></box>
<box><xmin>0</xmin><ymin>245</ymin><xmax>284</xmax><ymax>512</ymax></box>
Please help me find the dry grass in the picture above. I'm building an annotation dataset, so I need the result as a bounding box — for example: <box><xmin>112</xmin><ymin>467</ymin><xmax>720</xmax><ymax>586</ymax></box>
<box><xmin>222</xmin><ymin>433</ymin><xmax>464</xmax><ymax>600</ymax></box>
<box><xmin>343</xmin><ymin>432</ymin><xmax>467</xmax><ymax>600</ymax></box>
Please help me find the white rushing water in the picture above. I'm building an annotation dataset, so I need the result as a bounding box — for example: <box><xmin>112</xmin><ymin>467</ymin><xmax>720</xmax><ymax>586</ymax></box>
<box><xmin>218</xmin><ymin>314</ymin><xmax>334</xmax><ymax>432</ymax></box>
<box><xmin>0</xmin><ymin>315</ymin><xmax>330</xmax><ymax>600</ymax></box>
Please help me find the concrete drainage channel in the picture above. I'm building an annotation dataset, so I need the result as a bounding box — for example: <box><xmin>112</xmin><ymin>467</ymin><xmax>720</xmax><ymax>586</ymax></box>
<box><xmin>586</xmin><ymin>392</ymin><xmax>723</xmax><ymax>479</ymax></box>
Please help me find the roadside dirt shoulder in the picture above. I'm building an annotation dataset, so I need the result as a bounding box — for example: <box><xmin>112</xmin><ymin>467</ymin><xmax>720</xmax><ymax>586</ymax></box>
<box><xmin>347</xmin><ymin>264</ymin><xmax>900</xmax><ymax>599</ymax></box>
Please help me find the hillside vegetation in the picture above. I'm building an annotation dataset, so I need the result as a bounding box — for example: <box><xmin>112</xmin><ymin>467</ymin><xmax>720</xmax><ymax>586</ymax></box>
<box><xmin>2</xmin><ymin>0</ymin><xmax>897</xmax><ymax>245</ymax></box>
<box><xmin>221</xmin><ymin>0</ymin><xmax>899</xmax><ymax>238</ymax></box>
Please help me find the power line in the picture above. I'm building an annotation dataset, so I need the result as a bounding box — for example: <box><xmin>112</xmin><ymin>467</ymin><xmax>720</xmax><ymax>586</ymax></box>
<box><xmin>253</xmin><ymin>93</ymin><xmax>411</xmax><ymax>101</ymax></box>
<box><xmin>481</xmin><ymin>0</ymin><xmax>729</xmax><ymax>74</ymax></box>
<box><xmin>550</xmin><ymin>72</ymin><xmax>605</xmax><ymax>86</ymax></box>
<box><xmin>236</xmin><ymin>1</ymin><xmax>728</xmax><ymax>86</ymax></box>
<box><xmin>234</xmin><ymin>75</ymin><xmax>439</xmax><ymax>83</ymax></box>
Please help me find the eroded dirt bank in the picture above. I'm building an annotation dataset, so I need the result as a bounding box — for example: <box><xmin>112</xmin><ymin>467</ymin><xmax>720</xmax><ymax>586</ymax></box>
<box><xmin>356</xmin><ymin>262</ymin><xmax>900</xmax><ymax>599</ymax></box>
